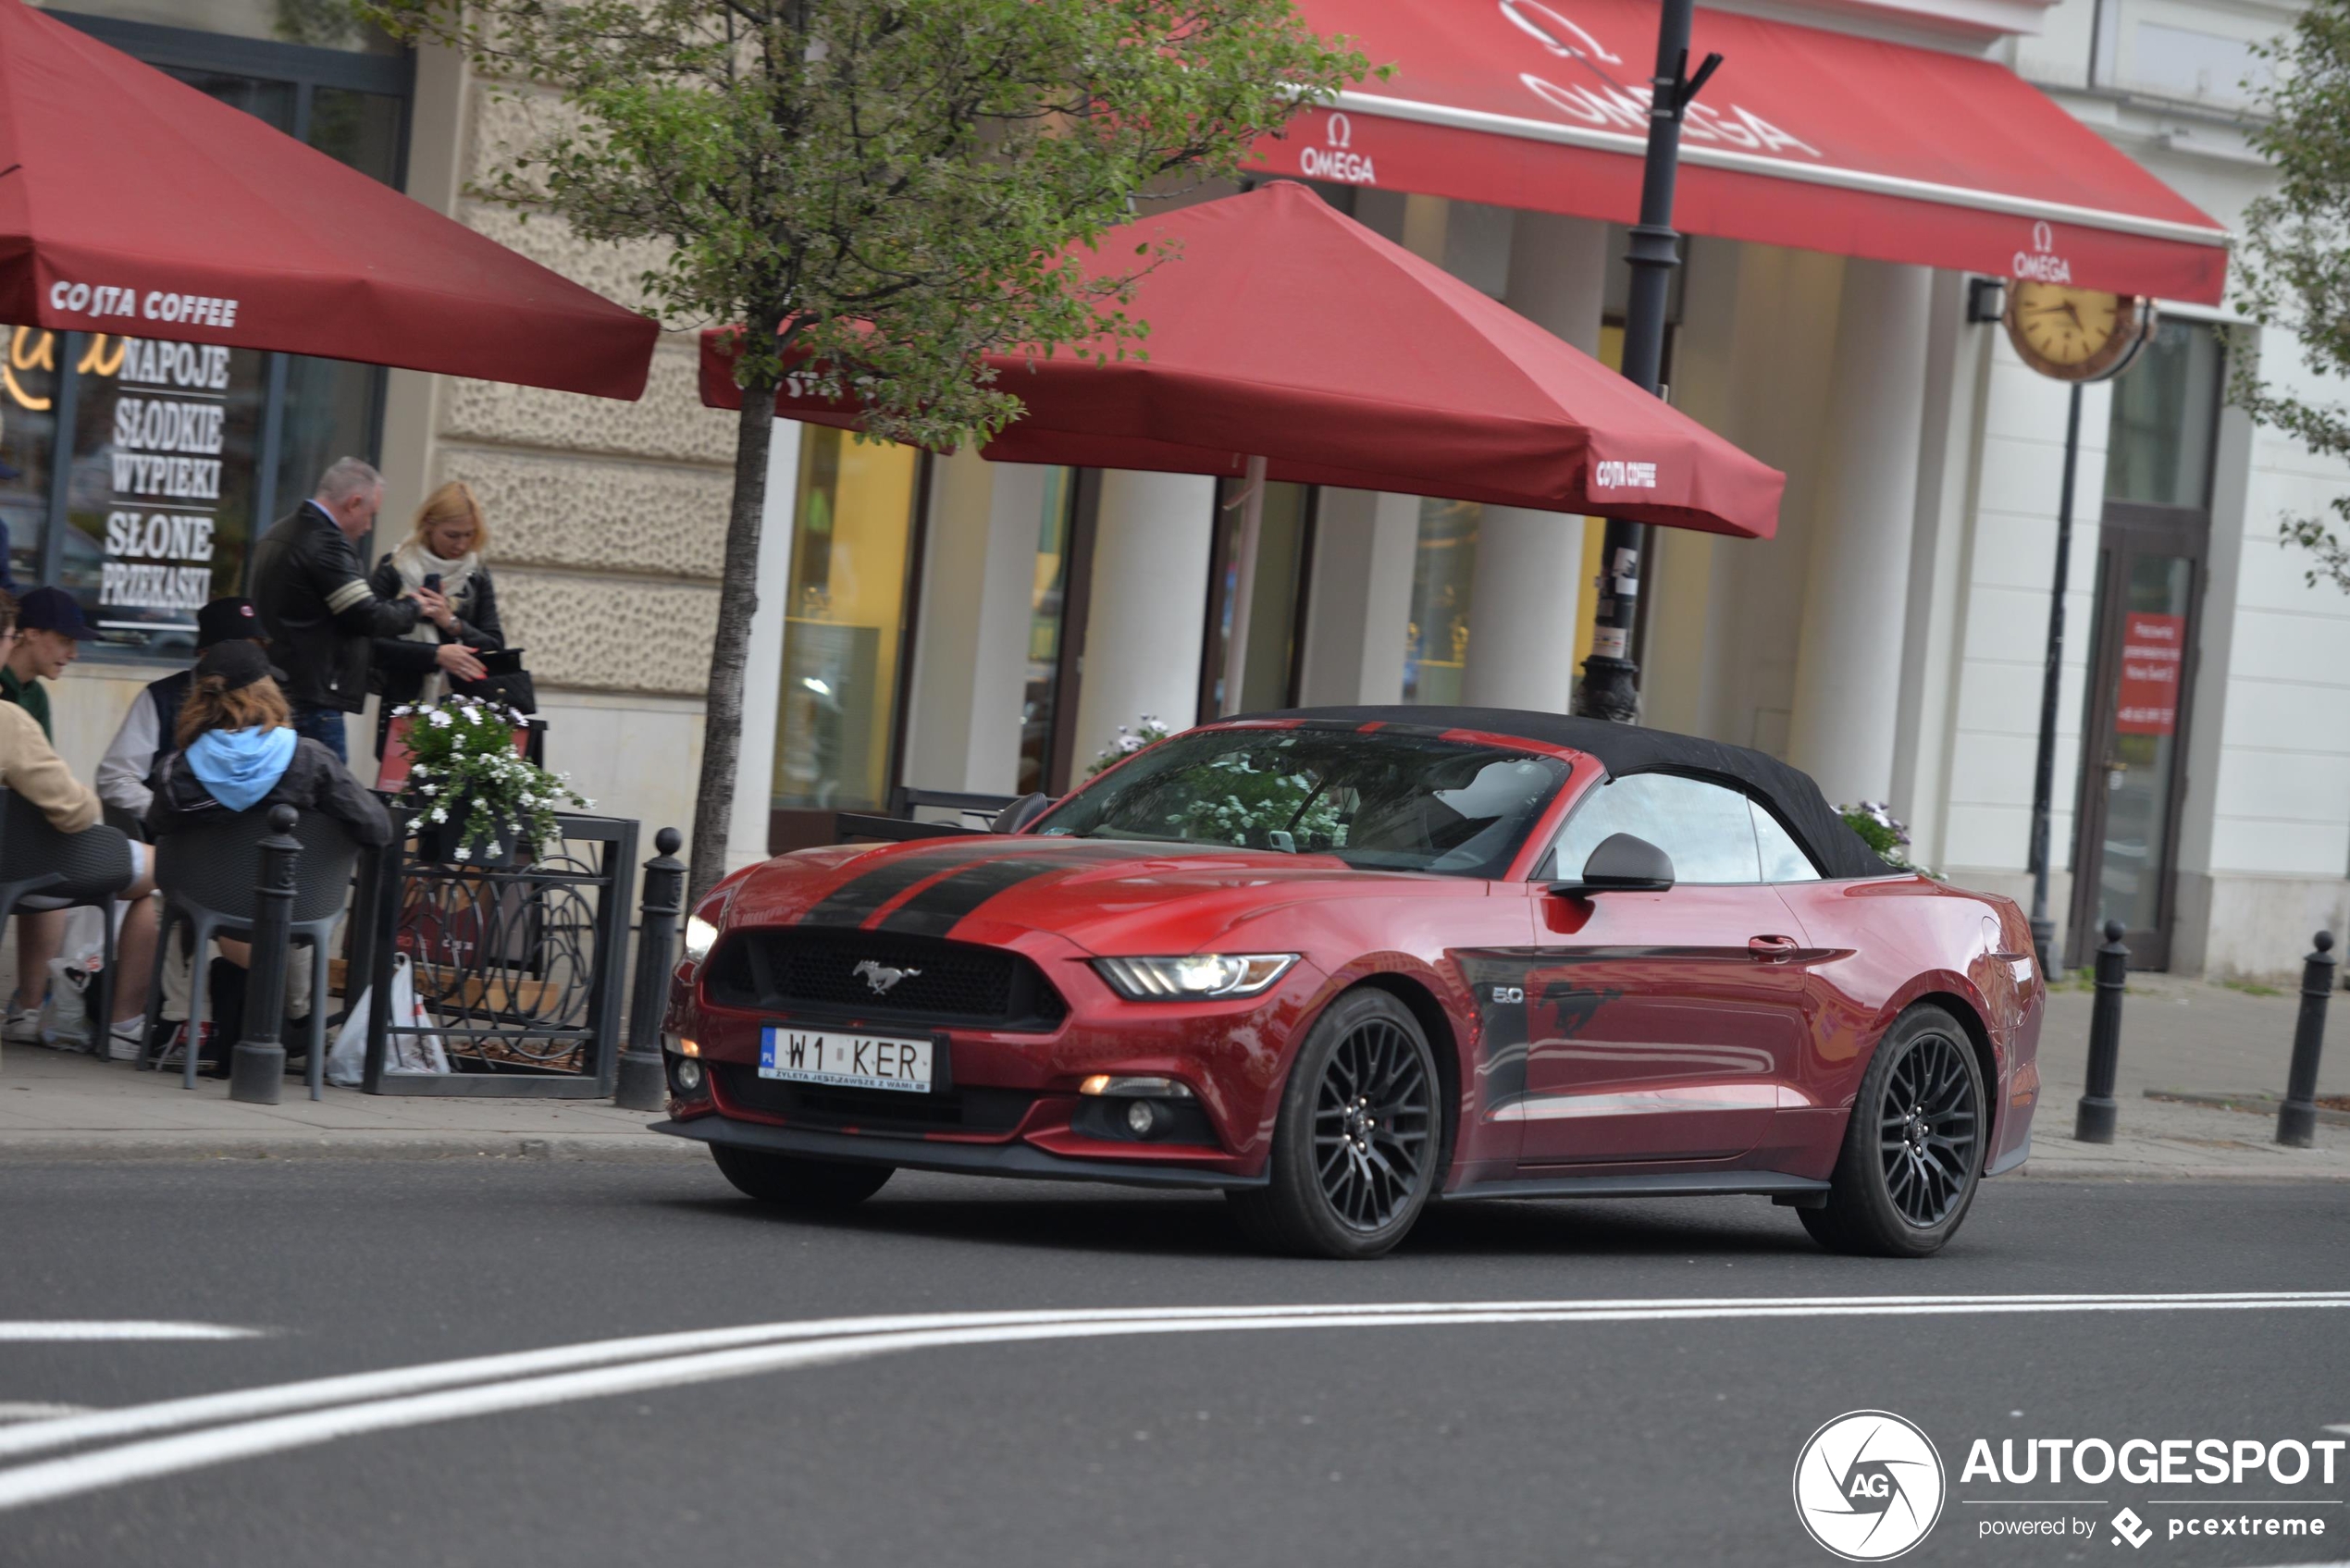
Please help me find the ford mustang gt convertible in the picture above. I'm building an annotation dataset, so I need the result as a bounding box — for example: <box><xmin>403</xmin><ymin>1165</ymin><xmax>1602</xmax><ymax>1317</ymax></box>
<box><xmin>653</xmin><ymin>706</ymin><xmax>2042</xmax><ymax>1260</ymax></box>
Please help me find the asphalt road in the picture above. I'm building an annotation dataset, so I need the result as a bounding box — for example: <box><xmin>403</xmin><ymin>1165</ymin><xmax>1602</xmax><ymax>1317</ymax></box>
<box><xmin>4</xmin><ymin>1161</ymin><xmax>2347</xmax><ymax>1568</ymax></box>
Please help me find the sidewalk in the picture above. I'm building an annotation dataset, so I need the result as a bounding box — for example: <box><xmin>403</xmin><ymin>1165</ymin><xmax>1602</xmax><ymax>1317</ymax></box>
<box><xmin>0</xmin><ymin>1046</ymin><xmax>695</xmax><ymax>1162</ymax></box>
<box><xmin>0</xmin><ymin>969</ymin><xmax>2344</xmax><ymax>1175</ymax></box>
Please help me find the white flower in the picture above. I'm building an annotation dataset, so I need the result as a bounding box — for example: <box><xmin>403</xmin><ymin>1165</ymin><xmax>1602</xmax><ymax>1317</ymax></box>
<box><xmin>453</xmin><ymin>846</ymin><xmax>471</xmax><ymax>861</ymax></box>
<box><xmin>429</xmin><ymin>807</ymin><xmax>447</xmax><ymax>823</ymax></box>
<box><xmin>392</xmin><ymin>705</ymin><xmax>412</xmax><ymax>717</ymax></box>
<box><xmin>428</xmin><ymin>709</ymin><xmax>453</xmax><ymax>728</ymax></box>
<box><xmin>485</xmin><ymin>842</ymin><xmax>501</xmax><ymax>857</ymax></box>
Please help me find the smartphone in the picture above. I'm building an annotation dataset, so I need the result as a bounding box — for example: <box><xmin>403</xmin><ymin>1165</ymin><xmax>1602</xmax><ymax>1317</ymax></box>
<box><xmin>422</xmin><ymin>573</ymin><xmax>442</xmax><ymax>593</ymax></box>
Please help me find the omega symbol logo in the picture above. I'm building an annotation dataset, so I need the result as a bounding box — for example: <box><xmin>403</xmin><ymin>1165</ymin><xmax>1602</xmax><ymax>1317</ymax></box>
<box><xmin>1793</xmin><ymin>1411</ymin><xmax>1947</xmax><ymax>1562</ymax></box>
<box><xmin>2032</xmin><ymin>219</ymin><xmax>2055</xmax><ymax>253</ymax></box>
<box><xmin>1326</xmin><ymin>111</ymin><xmax>1352</xmax><ymax>149</ymax></box>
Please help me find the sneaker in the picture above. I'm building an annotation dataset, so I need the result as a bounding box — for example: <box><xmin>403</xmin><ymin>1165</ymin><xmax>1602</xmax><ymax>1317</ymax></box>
<box><xmin>105</xmin><ymin>1016</ymin><xmax>147</xmax><ymax>1062</ymax></box>
<box><xmin>2</xmin><ymin>1006</ymin><xmax>42</xmax><ymax>1046</ymax></box>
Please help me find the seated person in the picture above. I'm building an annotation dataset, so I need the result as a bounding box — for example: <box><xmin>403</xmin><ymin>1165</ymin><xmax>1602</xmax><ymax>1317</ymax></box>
<box><xmin>0</xmin><ymin>597</ymin><xmax>160</xmax><ymax>1056</ymax></box>
<box><xmin>95</xmin><ymin>597</ymin><xmax>269</xmax><ymax>830</ymax></box>
<box><xmin>146</xmin><ymin>643</ymin><xmax>392</xmax><ymax>1066</ymax></box>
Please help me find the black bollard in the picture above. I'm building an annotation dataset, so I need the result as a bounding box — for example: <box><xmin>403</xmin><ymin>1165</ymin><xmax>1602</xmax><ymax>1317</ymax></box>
<box><xmin>2072</xmin><ymin>919</ymin><xmax>2129</xmax><ymax>1143</ymax></box>
<box><xmin>228</xmin><ymin>805</ymin><xmax>302</xmax><ymax>1105</ymax></box>
<box><xmin>2277</xmin><ymin>931</ymin><xmax>2336</xmax><ymax>1148</ymax></box>
<box><xmin>613</xmin><ymin>827</ymin><xmax>686</xmax><ymax>1112</ymax></box>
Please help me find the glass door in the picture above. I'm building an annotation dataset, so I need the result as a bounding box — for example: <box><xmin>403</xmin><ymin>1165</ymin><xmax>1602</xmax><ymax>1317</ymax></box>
<box><xmin>2068</xmin><ymin>519</ymin><xmax>2200</xmax><ymax>969</ymax></box>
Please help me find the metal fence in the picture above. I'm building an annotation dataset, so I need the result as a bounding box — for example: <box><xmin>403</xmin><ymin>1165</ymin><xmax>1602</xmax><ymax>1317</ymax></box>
<box><xmin>347</xmin><ymin>808</ymin><xmax>639</xmax><ymax>1096</ymax></box>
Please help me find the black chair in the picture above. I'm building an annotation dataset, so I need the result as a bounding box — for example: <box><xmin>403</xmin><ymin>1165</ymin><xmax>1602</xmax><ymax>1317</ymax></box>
<box><xmin>0</xmin><ymin>788</ymin><xmax>125</xmax><ymax>1053</ymax></box>
<box><xmin>141</xmin><ymin>809</ymin><xmax>360</xmax><ymax>1099</ymax></box>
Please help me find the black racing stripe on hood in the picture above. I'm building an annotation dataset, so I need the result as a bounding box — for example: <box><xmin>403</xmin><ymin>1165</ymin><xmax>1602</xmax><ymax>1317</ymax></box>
<box><xmin>796</xmin><ymin>841</ymin><xmax>1031</xmax><ymax>929</ymax></box>
<box><xmin>874</xmin><ymin>857</ymin><xmax>1076</xmax><ymax>938</ymax></box>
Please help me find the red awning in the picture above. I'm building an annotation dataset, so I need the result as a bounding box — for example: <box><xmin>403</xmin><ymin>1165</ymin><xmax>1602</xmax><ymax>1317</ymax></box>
<box><xmin>1268</xmin><ymin>0</ymin><xmax>2228</xmax><ymax>303</ymax></box>
<box><xmin>0</xmin><ymin>0</ymin><xmax>657</xmax><ymax>399</ymax></box>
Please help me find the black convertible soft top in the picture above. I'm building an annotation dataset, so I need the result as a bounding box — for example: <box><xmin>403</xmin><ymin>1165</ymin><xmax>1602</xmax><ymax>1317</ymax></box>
<box><xmin>1225</xmin><ymin>705</ymin><xmax>1894</xmax><ymax>882</ymax></box>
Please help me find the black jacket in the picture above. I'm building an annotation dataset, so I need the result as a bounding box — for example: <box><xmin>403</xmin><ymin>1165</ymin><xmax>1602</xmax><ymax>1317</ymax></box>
<box><xmin>367</xmin><ymin>556</ymin><xmax>504</xmax><ymax>709</ymax></box>
<box><xmin>145</xmin><ymin>735</ymin><xmax>394</xmax><ymax>848</ymax></box>
<box><xmin>251</xmin><ymin>502</ymin><xmax>421</xmax><ymax>713</ymax></box>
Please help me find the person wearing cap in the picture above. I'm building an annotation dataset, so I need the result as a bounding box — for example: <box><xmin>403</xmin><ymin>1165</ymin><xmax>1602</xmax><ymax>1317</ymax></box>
<box><xmin>0</xmin><ymin>591</ymin><xmax>160</xmax><ymax>1055</ymax></box>
<box><xmin>148</xmin><ymin>642</ymin><xmax>393</xmax><ymax>845</ymax></box>
<box><xmin>95</xmin><ymin>597</ymin><xmax>268</xmax><ymax>824</ymax></box>
<box><xmin>145</xmin><ymin>643</ymin><xmax>392</xmax><ymax>1072</ymax></box>
<box><xmin>0</xmin><ymin>585</ymin><xmax>101</xmax><ymax>741</ymax></box>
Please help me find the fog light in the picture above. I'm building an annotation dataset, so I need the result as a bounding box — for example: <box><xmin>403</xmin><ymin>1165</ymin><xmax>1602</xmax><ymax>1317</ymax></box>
<box><xmin>1126</xmin><ymin>1099</ymin><xmax>1159</xmax><ymax>1136</ymax></box>
<box><xmin>674</xmin><ymin>1058</ymin><xmax>704</xmax><ymax>1093</ymax></box>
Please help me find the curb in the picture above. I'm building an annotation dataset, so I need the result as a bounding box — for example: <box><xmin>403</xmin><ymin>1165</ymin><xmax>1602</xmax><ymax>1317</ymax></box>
<box><xmin>2146</xmin><ymin>1088</ymin><xmax>2350</xmax><ymax>1129</ymax></box>
<box><xmin>2014</xmin><ymin>1161</ymin><xmax>2350</xmax><ymax>1182</ymax></box>
<box><xmin>0</xmin><ymin>1132</ymin><xmax>705</xmax><ymax>1164</ymax></box>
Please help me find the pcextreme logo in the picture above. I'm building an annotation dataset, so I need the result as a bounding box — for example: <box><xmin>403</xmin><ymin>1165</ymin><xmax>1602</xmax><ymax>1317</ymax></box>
<box><xmin>1794</xmin><ymin>1410</ymin><xmax>1948</xmax><ymax>1562</ymax></box>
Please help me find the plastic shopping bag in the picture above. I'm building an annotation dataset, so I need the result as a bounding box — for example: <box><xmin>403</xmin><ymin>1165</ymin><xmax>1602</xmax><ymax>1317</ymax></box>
<box><xmin>325</xmin><ymin>954</ymin><xmax>452</xmax><ymax>1085</ymax></box>
<box><xmin>35</xmin><ymin>905</ymin><xmax>111</xmax><ymax>1051</ymax></box>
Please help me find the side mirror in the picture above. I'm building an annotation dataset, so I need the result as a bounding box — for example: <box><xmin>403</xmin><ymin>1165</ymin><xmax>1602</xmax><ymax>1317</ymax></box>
<box><xmin>992</xmin><ymin>792</ymin><xmax>1055</xmax><ymax>833</ymax></box>
<box><xmin>1553</xmin><ymin>832</ymin><xmax>1675</xmax><ymax>895</ymax></box>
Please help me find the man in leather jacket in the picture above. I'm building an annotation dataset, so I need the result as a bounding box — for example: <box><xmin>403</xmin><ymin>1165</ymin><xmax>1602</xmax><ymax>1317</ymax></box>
<box><xmin>251</xmin><ymin>457</ymin><xmax>457</xmax><ymax>762</ymax></box>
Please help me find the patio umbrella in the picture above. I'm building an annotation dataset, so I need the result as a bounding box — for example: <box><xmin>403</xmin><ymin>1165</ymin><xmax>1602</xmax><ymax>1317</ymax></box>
<box><xmin>699</xmin><ymin>179</ymin><xmax>1783</xmax><ymax>532</ymax></box>
<box><xmin>702</xmin><ymin>180</ymin><xmax>1780</xmax><ymax>707</ymax></box>
<box><xmin>0</xmin><ymin>0</ymin><xmax>657</xmax><ymax>399</ymax></box>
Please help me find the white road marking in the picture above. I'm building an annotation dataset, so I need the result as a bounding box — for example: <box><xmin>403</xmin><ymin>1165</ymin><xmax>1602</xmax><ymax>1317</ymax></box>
<box><xmin>0</xmin><ymin>1323</ymin><xmax>258</xmax><ymax>1342</ymax></box>
<box><xmin>0</xmin><ymin>1290</ymin><xmax>2344</xmax><ymax>1513</ymax></box>
<box><xmin>0</xmin><ymin>1405</ymin><xmax>90</xmax><ymax>1423</ymax></box>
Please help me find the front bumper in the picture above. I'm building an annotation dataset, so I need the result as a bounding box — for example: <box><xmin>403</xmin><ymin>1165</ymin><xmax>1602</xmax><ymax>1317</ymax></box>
<box><xmin>651</xmin><ymin>1114</ymin><xmax>1269</xmax><ymax>1191</ymax></box>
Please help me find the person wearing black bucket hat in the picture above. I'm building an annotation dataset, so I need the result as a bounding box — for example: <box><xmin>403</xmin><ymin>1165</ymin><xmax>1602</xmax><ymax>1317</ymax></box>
<box><xmin>96</xmin><ymin>597</ymin><xmax>271</xmax><ymax>823</ymax></box>
<box><xmin>144</xmin><ymin>642</ymin><xmax>390</xmax><ymax>1074</ymax></box>
<box><xmin>0</xmin><ymin>586</ymin><xmax>100</xmax><ymax>742</ymax></box>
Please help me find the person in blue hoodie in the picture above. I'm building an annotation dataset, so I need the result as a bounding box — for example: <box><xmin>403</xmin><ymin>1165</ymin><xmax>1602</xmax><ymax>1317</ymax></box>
<box><xmin>145</xmin><ymin>641</ymin><xmax>390</xmax><ymax>1070</ymax></box>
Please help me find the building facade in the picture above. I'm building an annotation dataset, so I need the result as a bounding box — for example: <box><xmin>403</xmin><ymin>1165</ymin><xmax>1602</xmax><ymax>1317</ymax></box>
<box><xmin>12</xmin><ymin>0</ymin><xmax>2344</xmax><ymax>982</ymax></box>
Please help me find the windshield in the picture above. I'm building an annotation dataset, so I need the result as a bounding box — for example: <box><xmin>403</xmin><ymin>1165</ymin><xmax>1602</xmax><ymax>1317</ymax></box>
<box><xmin>1036</xmin><ymin>726</ymin><xmax>1570</xmax><ymax>878</ymax></box>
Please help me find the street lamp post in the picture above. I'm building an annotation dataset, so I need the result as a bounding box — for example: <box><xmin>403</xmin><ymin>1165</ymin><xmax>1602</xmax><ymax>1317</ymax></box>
<box><xmin>1573</xmin><ymin>0</ymin><xmax>1720</xmax><ymax>723</ymax></box>
<box><xmin>2026</xmin><ymin>383</ymin><xmax>2084</xmax><ymax>976</ymax></box>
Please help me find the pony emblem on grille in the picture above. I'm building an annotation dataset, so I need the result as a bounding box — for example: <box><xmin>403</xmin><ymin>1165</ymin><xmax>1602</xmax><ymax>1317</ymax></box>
<box><xmin>853</xmin><ymin>959</ymin><xmax>922</xmax><ymax>995</ymax></box>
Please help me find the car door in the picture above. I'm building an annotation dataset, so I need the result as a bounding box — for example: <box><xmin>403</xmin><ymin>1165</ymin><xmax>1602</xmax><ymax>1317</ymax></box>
<box><xmin>1509</xmin><ymin>772</ymin><xmax>1817</xmax><ymax>1168</ymax></box>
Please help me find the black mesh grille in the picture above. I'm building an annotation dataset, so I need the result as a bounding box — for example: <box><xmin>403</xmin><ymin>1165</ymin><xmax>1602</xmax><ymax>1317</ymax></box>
<box><xmin>711</xmin><ymin>1063</ymin><xmax>1036</xmax><ymax>1135</ymax></box>
<box><xmin>703</xmin><ymin>928</ymin><xmax>1067</xmax><ymax>1031</ymax></box>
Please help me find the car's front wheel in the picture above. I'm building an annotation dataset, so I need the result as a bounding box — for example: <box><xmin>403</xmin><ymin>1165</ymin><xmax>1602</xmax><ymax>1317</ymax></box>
<box><xmin>711</xmin><ymin>1144</ymin><xmax>894</xmax><ymax>1210</ymax></box>
<box><xmin>1801</xmin><ymin>1005</ymin><xmax>1985</xmax><ymax>1257</ymax></box>
<box><xmin>1229</xmin><ymin>988</ymin><xmax>1441</xmax><ymax>1260</ymax></box>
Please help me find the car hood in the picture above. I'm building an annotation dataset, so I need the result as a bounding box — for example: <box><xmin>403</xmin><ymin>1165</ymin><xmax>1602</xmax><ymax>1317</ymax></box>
<box><xmin>720</xmin><ymin>834</ymin><xmax>1467</xmax><ymax>954</ymax></box>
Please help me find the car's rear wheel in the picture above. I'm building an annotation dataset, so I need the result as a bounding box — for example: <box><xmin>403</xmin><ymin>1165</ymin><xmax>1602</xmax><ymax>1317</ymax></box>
<box><xmin>1800</xmin><ymin>1005</ymin><xmax>1985</xmax><ymax>1257</ymax></box>
<box><xmin>1229</xmin><ymin>988</ymin><xmax>1440</xmax><ymax>1260</ymax></box>
<box><xmin>711</xmin><ymin>1144</ymin><xmax>894</xmax><ymax>1210</ymax></box>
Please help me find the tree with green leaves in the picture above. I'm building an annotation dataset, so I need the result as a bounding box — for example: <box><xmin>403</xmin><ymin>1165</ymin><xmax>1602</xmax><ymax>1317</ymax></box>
<box><xmin>360</xmin><ymin>0</ymin><xmax>1365</xmax><ymax>898</ymax></box>
<box><xmin>2235</xmin><ymin>0</ymin><xmax>2350</xmax><ymax>591</ymax></box>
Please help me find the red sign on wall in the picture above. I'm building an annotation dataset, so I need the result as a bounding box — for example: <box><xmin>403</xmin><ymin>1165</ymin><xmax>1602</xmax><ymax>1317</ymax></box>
<box><xmin>2115</xmin><ymin>612</ymin><xmax>2185</xmax><ymax>735</ymax></box>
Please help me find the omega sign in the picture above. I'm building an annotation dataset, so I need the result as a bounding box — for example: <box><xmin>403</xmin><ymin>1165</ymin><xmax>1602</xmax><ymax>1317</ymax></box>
<box><xmin>2014</xmin><ymin>221</ymin><xmax>2073</xmax><ymax>283</ymax></box>
<box><xmin>1299</xmin><ymin>112</ymin><xmax>1378</xmax><ymax>186</ymax></box>
<box><xmin>1506</xmin><ymin>0</ymin><xmax>1822</xmax><ymax>157</ymax></box>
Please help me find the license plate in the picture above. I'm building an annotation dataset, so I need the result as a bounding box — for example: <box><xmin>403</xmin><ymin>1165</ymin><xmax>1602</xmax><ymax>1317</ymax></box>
<box><xmin>758</xmin><ymin>1027</ymin><xmax>934</xmax><ymax>1093</ymax></box>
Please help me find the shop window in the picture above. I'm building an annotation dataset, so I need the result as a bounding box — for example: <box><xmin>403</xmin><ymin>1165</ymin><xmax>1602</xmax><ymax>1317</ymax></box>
<box><xmin>773</xmin><ymin>429</ymin><xmax>921</xmax><ymax>816</ymax></box>
<box><xmin>10</xmin><ymin>14</ymin><xmax>408</xmax><ymax>658</ymax></box>
<box><xmin>1404</xmin><ymin>497</ymin><xmax>1478</xmax><ymax>706</ymax></box>
<box><xmin>1200</xmin><ymin>477</ymin><xmax>1315</xmax><ymax>719</ymax></box>
<box><xmin>1019</xmin><ymin>468</ymin><xmax>1079</xmax><ymax>796</ymax></box>
<box><xmin>2105</xmin><ymin>320</ymin><xmax>2220</xmax><ymax>510</ymax></box>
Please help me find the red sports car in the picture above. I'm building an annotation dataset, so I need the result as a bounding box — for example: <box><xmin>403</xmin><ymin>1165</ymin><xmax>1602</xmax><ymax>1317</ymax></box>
<box><xmin>654</xmin><ymin>707</ymin><xmax>2043</xmax><ymax>1260</ymax></box>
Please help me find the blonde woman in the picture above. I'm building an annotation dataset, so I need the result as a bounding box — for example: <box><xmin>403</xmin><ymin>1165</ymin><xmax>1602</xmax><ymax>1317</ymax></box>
<box><xmin>368</xmin><ymin>480</ymin><xmax>499</xmax><ymax>756</ymax></box>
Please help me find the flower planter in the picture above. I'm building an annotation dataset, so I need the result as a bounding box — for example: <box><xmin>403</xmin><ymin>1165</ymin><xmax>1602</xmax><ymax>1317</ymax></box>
<box><xmin>412</xmin><ymin>803</ymin><xmax>527</xmax><ymax>869</ymax></box>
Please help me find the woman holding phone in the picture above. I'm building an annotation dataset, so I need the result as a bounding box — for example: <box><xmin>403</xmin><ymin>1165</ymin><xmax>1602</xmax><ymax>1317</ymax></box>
<box><xmin>369</xmin><ymin>480</ymin><xmax>502</xmax><ymax>758</ymax></box>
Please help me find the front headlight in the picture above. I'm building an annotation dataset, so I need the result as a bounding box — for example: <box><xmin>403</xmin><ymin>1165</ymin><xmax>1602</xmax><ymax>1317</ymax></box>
<box><xmin>682</xmin><ymin>915</ymin><xmax>720</xmax><ymax>962</ymax></box>
<box><xmin>1093</xmin><ymin>954</ymin><xmax>1299</xmax><ymax>1001</ymax></box>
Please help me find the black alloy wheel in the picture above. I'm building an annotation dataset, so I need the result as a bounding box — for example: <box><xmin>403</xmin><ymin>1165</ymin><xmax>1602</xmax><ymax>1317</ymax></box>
<box><xmin>710</xmin><ymin>1144</ymin><xmax>895</xmax><ymax>1210</ymax></box>
<box><xmin>1801</xmin><ymin>1004</ymin><xmax>1986</xmax><ymax>1258</ymax></box>
<box><xmin>1230</xmin><ymin>988</ymin><xmax>1441</xmax><ymax>1259</ymax></box>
